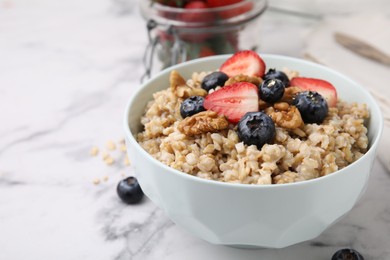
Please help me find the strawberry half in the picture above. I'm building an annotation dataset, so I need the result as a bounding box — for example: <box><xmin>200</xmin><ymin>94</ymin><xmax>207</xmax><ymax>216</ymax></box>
<box><xmin>219</xmin><ymin>2</ymin><xmax>253</xmax><ymax>19</ymax></box>
<box><xmin>181</xmin><ymin>1</ymin><xmax>213</xmax><ymax>23</ymax></box>
<box><xmin>219</xmin><ymin>50</ymin><xmax>266</xmax><ymax>78</ymax></box>
<box><xmin>290</xmin><ymin>77</ymin><xmax>338</xmax><ymax>107</ymax></box>
<box><xmin>199</xmin><ymin>46</ymin><xmax>216</xmax><ymax>57</ymax></box>
<box><xmin>206</xmin><ymin>0</ymin><xmax>242</xmax><ymax>8</ymax></box>
<box><xmin>204</xmin><ymin>82</ymin><xmax>259</xmax><ymax>123</ymax></box>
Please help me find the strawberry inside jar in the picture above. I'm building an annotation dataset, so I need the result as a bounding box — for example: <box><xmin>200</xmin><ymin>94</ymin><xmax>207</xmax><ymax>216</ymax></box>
<box><xmin>139</xmin><ymin>0</ymin><xmax>267</xmax><ymax>79</ymax></box>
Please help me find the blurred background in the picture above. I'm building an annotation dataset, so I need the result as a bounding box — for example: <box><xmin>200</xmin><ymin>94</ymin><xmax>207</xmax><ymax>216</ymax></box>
<box><xmin>1</xmin><ymin>0</ymin><xmax>389</xmax><ymax>259</ymax></box>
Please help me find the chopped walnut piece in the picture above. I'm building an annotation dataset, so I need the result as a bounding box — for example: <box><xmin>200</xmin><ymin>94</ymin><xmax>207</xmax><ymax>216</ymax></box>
<box><xmin>169</xmin><ymin>70</ymin><xmax>207</xmax><ymax>98</ymax></box>
<box><xmin>283</xmin><ymin>68</ymin><xmax>300</xmax><ymax>80</ymax></box>
<box><xmin>274</xmin><ymin>102</ymin><xmax>289</xmax><ymax>111</ymax></box>
<box><xmin>259</xmin><ymin>99</ymin><xmax>271</xmax><ymax>110</ymax></box>
<box><xmin>170</xmin><ymin>70</ymin><xmax>186</xmax><ymax>90</ymax></box>
<box><xmin>225</xmin><ymin>74</ymin><xmax>262</xmax><ymax>86</ymax></box>
<box><xmin>178</xmin><ymin>111</ymin><xmax>229</xmax><ymax>136</ymax></box>
<box><xmin>280</xmin><ymin>86</ymin><xmax>302</xmax><ymax>104</ymax></box>
<box><xmin>175</xmin><ymin>85</ymin><xmax>207</xmax><ymax>98</ymax></box>
<box><xmin>265</xmin><ymin>102</ymin><xmax>303</xmax><ymax>129</ymax></box>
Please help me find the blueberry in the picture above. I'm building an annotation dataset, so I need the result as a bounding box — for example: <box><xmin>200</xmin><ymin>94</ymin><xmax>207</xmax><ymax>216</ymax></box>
<box><xmin>331</xmin><ymin>248</ymin><xmax>364</xmax><ymax>260</ymax></box>
<box><xmin>117</xmin><ymin>176</ymin><xmax>144</xmax><ymax>205</ymax></box>
<box><xmin>292</xmin><ymin>91</ymin><xmax>328</xmax><ymax>124</ymax></box>
<box><xmin>238</xmin><ymin>112</ymin><xmax>276</xmax><ymax>149</ymax></box>
<box><xmin>259</xmin><ymin>78</ymin><xmax>285</xmax><ymax>103</ymax></box>
<box><xmin>201</xmin><ymin>71</ymin><xmax>229</xmax><ymax>91</ymax></box>
<box><xmin>180</xmin><ymin>96</ymin><xmax>205</xmax><ymax>118</ymax></box>
<box><xmin>263</xmin><ymin>68</ymin><xmax>290</xmax><ymax>87</ymax></box>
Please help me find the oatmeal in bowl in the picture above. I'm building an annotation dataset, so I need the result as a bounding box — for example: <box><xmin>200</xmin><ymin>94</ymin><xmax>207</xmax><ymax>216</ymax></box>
<box><xmin>124</xmin><ymin>52</ymin><xmax>382</xmax><ymax>248</ymax></box>
<box><xmin>137</xmin><ymin>50</ymin><xmax>370</xmax><ymax>185</ymax></box>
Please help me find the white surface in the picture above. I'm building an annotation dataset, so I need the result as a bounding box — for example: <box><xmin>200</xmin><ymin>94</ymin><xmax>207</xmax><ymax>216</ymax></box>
<box><xmin>1</xmin><ymin>0</ymin><xmax>390</xmax><ymax>259</ymax></box>
<box><xmin>268</xmin><ymin>0</ymin><xmax>390</xmax><ymax>16</ymax></box>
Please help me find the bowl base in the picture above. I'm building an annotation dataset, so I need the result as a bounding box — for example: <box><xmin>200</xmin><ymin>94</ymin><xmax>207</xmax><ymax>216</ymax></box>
<box><xmin>227</xmin><ymin>244</ymin><xmax>266</xmax><ymax>250</ymax></box>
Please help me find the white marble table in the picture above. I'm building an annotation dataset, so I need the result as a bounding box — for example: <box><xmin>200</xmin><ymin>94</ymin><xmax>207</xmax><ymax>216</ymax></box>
<box><xmin>1</xmin><ymin>0</ymin><xmax>389</xmax><ymax>259</ymax></box>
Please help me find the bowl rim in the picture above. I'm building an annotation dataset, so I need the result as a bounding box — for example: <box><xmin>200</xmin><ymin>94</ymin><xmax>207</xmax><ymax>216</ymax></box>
<box><xmin>124</xmin><ymin>54</ymin><xmax>384</xmax><ymax>189</ymax></box>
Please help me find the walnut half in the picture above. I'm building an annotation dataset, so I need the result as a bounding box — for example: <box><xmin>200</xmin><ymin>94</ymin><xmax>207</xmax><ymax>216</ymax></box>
<box><xmin>178</xmin><ymin>111</ymin><xmax>229</xmax><ymax>136</ymax></box>
<box><xmin>280</xmin><ymin>86</ymin><xmax>302</xmax><ymax>104</ymax></box>
<box><xmin>265</xmin><ymin>102</ymin><xmax>303</xmax><ymax>129</ymax></box>
<box><xmin>224</xmin><ymin>74</ymin><xmax>262</xmax><ymax>86</ymax></box>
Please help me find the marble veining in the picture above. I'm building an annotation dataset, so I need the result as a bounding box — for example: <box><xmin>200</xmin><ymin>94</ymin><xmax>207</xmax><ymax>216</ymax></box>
<box><xmin>0</xmin><ymin>0</ymin><xmax>389</xmax><ymax>259</ymax></box>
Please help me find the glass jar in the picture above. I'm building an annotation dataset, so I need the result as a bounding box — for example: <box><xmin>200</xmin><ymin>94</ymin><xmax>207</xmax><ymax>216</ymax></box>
<box><xmin>140</xmin><ymin>0</ymin><xmax>268</xmax><ymax>80</ymax></box>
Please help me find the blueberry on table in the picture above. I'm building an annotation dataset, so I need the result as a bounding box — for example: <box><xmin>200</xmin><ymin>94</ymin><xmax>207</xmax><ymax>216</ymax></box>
<box><xmin>238</xmin><ymin>112</ymin><xmax>276</xmax><ymax>149</ymax></box>
<box><xmin>180</xmin><ymin>96</ymin><xmax>205</xmax><ymax>118</ymax></box>
<box><xmin>201</xmin><ymin>71</ymin><xmax>229</xmax><ymax>91</ymax></box>
<box><xmin>292</xmin><ymin>91</ymin><xmax>329</xmax><ymax>124</ymax></box>
<box><xmin>117</xmin><ymin>176</ymin><xmax>144</xmax><ymax>205</ymax></box>
<box><xmin>331</xmin><ymin>248</ymin><xmax>364</xmax><ymax>260</ymax></box>
<box><xmin>263</xmin><ymin>68</ymin><xmax>290</xmax><ymax>87</ymax></box>
<box><xmin>259</xmin><ymin>78</ymin><xmax>285</xmax><ymax>103</ymax></box>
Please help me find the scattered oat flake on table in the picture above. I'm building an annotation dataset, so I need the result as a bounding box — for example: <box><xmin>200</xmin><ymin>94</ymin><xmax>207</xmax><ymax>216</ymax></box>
<box><xmin>101</xmin><ymin>151</ymin><xmax>109</xmax><ymax>160</ymax></box>
<box><xmin>93</xmin><ymin>178</ymin><xmax>101</xmax><ymax>185</ymax></box>
<box><xmin>102</xmin><ymin>176</ymin><xmax>109</xmax><ymax>182</ymax></box>
<box><xmin>124</xmin><ymin>155</ymin><xmax>131</xmax><ymax>166</ymax></box>
<box><xmin>106</xmin><ymin>140</ymin><xmax>116</xmax><ymax>151</ymax></box>
<box><xmin>89</xmin><ymin>146</ymin><xmax>99</xmax><ymax>156</ymax></box>
<box><xmin>104</xmin><ymin>156</ymin><xmax>115</xmax><ymax>165</ymax></box>
<box><xmin>120</xmin><ymin>144</ymin><xmax>127</xmax><ymax>152</ymax></box>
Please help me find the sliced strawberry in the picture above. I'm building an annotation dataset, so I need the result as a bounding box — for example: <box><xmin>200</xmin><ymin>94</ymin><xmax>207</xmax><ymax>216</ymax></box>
<box><xmin>290</xmin><ymin>77</ymin><xmax>338</xmax><ymax>107</ymax></box>
<box><xmin>199</xmin><ymin>46</ymin><xmax>216</xmax><ymax>57</ymax></box>
<box><xmin>206</xmin><ymin>0</ymin><xmax>241</xmax><ymax>8</ymax></box>
<box><xmin>204</xmin><ymin>82</ymin><xmax>259</xmax><ymax>123</ymax></box>
<box><xmin>178</xmin><ymin>1</ymin><xmax>214</xmax><ymax>42</ymax></box>
<box><xmin>206</xmin><ymin>0</ymin><xmax>252</xmax><ymax>19</ymax></box>
<box><xmin>219</xmin><ymin>50</ymin><xmax>266</xmax><ymax>78</ymax></box>
<box><xmin>218</xmin><ymin>1</ymin><xmax>253</xmax><ymax>19</ymax></box>
<box><xmin>181</xmin><ymin>1</ymin><xmax>213</xmax><ymax>23</ymax></box>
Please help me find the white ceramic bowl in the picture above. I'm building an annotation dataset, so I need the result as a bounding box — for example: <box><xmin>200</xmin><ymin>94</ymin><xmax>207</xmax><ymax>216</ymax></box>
<box><xmin>124</xmin><ymin>54</ymin><xmax>383</xmax><ymax>248</ymax></box>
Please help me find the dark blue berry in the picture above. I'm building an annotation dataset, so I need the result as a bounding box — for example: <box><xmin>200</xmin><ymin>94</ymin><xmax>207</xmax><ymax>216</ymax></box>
<box><xmin>263</xmin><ymin>68</ymin><xmax>290</xmax><ymax>87</ymax></box>
<box><xmin>238</xmin><ymin>112</ymin><xmax>276</xmax><ymax>149</ymax></box>
<box><xmin>292</xmin><ymin>91</ymin><xmax>328</xmax><ymax>124</ymax></box>
<box><xmin>259</xmin><ymin>78</ymin><xmax>285</xmax><ymax>103</ymax></box>
<box><xmin>332</xmin><ymin>248</ymin><xmax>364</xmax><ymax>260</ymax></box>
<box><xmin>117</xmin><ymin>176</ymin><xmax>144</xmax><ymax>205</ymax></box>
<box><xmin>180</xmin><ymin>96</ymin><xmax>205</xmax><ymax>118</ymax></box>
<box><xmin>201</xmin><ymin>71</ymin><xmax>229</xmax><ymax>91</ymax></box>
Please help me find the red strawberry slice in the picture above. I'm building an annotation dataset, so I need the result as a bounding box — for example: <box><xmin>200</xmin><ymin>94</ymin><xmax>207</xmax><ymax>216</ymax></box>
<box><xmin>219</xmin><ymin>50</ymin><xmax>266</xmax><ymax>78</ymax></box>
<box><xmin>207</xmin><ymin>0</ymin><xmax>253</xmax><ymax>19</ymax></box>
<box><xmin>199</xmin><ymin>46</ymin><xmax>216</xmax><ymax>57</ymax></box>
<box><xmin>181</xmin><ymin>1</ymin><xmax>213</xmax><ymax>23</ymax></box>
<box><xmin>204</xmin><ymin>82</ymin><xmax>259</xmax><ymax>123</ymax></box>
<box><xmin>178</xmin><ymin>1</ymin><xmax>214</xmax><ymax>42</ymax></box>
<box><xmin>206</xmin><ymin>0</ymin><xmax>242</xmax><ymax>8</ymax></box>
<box><xmin>290</xmin><ymin>77</ymin><xmax>338</xmax><ymax>107</ymax></box>
<box><xmin>219</xmin><ymin>2</ymin><xmax>253</xmax><ymax>19</ymax></box>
